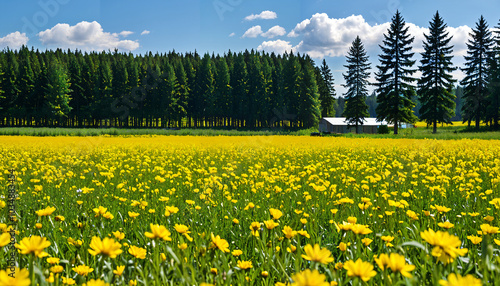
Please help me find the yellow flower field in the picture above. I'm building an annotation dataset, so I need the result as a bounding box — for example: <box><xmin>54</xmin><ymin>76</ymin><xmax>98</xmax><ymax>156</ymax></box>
<box><xmin>1</xmin><ymin>136</ymin><xmax>500</xmax><ymax>285</ymax></box>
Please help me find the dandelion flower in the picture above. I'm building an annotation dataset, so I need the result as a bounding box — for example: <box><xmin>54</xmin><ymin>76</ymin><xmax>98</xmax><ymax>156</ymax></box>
<box><xmin>145</xmin><ymin>224</ymin><xmax>172</xmax><ymax>241</ymax></box>
<box><xmin>343</xmin><ymin>259</ymin><xmax>377</xmax><ymax>282</ymax></box>
<box><xmin>88</xmin><ymin>236</ymin><xmax>122</xmax><ymax>258</ymax></box>
<box><xmin>301</xmin><ymin>244</ymin><xmax>334</xmax><ymax>264</ymax></box>
<box><xmin>15</xmin><ymin>236</ymin><xmax>51</xmax><ymax>258</ymax></box>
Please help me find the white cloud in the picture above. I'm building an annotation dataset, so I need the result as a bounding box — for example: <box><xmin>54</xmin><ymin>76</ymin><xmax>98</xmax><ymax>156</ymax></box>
<box><xmin>119</xmin><ymin>31</ymin><xmax>134</xmax><ymax>37</ymax></box>
<box><xmin>229</xmin><ymin>32</ymin><xmax>236</xmax><ymax>37</ymax></box>
<box><xmin>257</xmin><ymin>39</ymin><xmax>294</xmax><ymax>55</ymax></box>
<box><xmin>242</xmin><ymin>25</ymin><xmax>263</xmax><ymax>38</ymax></box>
<box><xmin>0</xmin><ymin>32</ymin><xmax>29</xmax><ymax>49</ymax></box>
<box><xmin>287</xmin><ymin>13</ymin><xmax>472</xmax><ymax>67</ymax></box>
<box><xmin>141</xmin><ymin>30</ymin><xmax>150</xmax><ymax>35</ymax></box>
<box><xmin>38</xmin><ymin>21</ymin><xmax>140</xmax><ymax>51</ymax></box>
<box><xmin>244</xmin><ymin>10</ymin><xmax>277</xmax><ymax>21</ymax></box>
<box><xmin>262</xmin><ymin>25</ymin><xmax>286</xmax><ymax>38</ymax></box>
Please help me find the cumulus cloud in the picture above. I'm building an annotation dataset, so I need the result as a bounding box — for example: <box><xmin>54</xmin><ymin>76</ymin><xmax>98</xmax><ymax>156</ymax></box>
<box><xmin>118</xmin><ymin>31</ymin><xmax>134</xmax><ymax>37</ymax></box>
<box><xmin>244</xmin><ymin>10</ymin><xmax>277</xmax><ymax>21</ymax></box>
<box><xmin>262</xmin><ymin>25</ymin><xmax>286</xmax><ymax>38</ymax></box>
<box><xmin>257</xmin><ymin>39</ymin><xmax>294</xmax><ymax>55</ymax></box>
<box><xmin>0</xmin><ymin>32</ymin><xmax>29</xmax><ymax>49</ymax></box>
<box><xmin>38</xmin><ymin>21</ymin><xmax>140</xmax><ymax>51</ymax></box>
<box><xmin>287</xmin><ymin>13</ymin><xmax>472</xmax><ymax>62</ymax></box>
<box><xmin>141</xmin><ymin>30</ymin><xmax>150</xmax><ymax>35</ymax></box>
<box><xmin>242</xmin><ymin>25</ymin><xmax>263</xmax><ymax>38</ymax></box>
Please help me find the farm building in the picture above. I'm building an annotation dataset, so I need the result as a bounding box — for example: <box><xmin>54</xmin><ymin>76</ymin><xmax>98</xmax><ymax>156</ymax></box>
<box><xmin>319</xmin><ymin>117</ymin><xmax>391</xmax><ymax>134</ymax></box>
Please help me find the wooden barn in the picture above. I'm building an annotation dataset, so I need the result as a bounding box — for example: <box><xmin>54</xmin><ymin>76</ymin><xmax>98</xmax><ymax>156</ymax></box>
<box><xmin>318</xmin><ymin>117</ymin><xmax>390</xmax><ymax>134</ymax></box>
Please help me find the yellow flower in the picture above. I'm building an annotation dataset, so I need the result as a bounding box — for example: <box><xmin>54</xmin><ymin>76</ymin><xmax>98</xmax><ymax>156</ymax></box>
<box><xmin>55</xmin><ymin>215</ymin><xmax>65</xmax><ymax>222</ymax></box>
<box><xmin>347</xmin><ymin>217</ymin><xmax>357</xmax><ymax>224</ymax></box>
<box><xmin>46</xmin><ymin>273</ymin><xmax>55</xmax><ymax>283</ymax></box>
<box><xmin>438</xmin><ymin>273</ymin><xmax>481</xmax><ymax>286</ymax></box>
<box><xmin>420</xmin><ymin>229</ymin><xmax>468</xmax><ymax>264</ymax></box>
<box><xmin>103</xmin><ymin>212</ymin><xmax>114</xmax><ymax>220</ymax></box>
<box><xmin>35</xmin><ymin>223</ymin><xmax>42</xmax><ymax>229</ymax></box>
<box><xmin>301</xmin><ymin>244</ymin><xmax>334</xmax><ymax>264</ymax></box>
<box><xmin>467</xmin><ymin>235</ymin><xmax>483</xmax><ymax>245</ymax></box>
<box><xmin>237</xmin><ymin>260</ymin><xmax>253</xmax><ymax>270</ymax></box>
<box><xmin>50</xmin><ymin>265</ymin><xmax>64</xmax><ymax>273</ymax></box>
<box><xmin>343</xmin><ymin>259</ymin><xmax>377</xmax><ymax>282</ymax></box>
<box><xmin>406</xmin><ymin>210</ymin><xmax>419</xmax><ymax>220</ymax></box>
<box><xmin>15</xmin><ymin>236</ymin><xmax>51</xmax><ymax>257</ymax></box>
<box><xmin>261</xmin><ymin>271</ymin><xmax>269</xmax><ymax>277</ymax></box>
<box><xmin>381</xmin><ymin>236</ymin><xmax>394</xmax><ymax>242</ymax></box>
<box><xmin>287</xmin><ymin>245</ymin><xmax>297</xmax><ymax>253</ymax></box>
<box><xmin>438</xmin><ymin>221</ymin><xmax>454</xmax><ymax>229</ymax></box>
<box><xmin>250</xmin><ymin>222</ymin><xmax>261</xmax><ymax>236</ymax></box>
<box><xmin>244</xmin><ymin>202</ymin><xmax>255</xmax><ymax>210</ymax></box>
<box><xmin>62</xmin><ymin>277</ymin><xmax>76</xmax><ymax>285</ymax></box>
<box><xmin>112</xmin><ymin>231</ymin><xmax>125</xmax><ymax>240</ymax></box>
<box><xmin>129</xmin><ymin>280</ymin><xmax>137</xmax><ymax>286</ymax></box>
<box><xmin>335</xmin><ymin>262</ymin><xmax>344</xmax><ymax>270</ymax></box>
<box><xmin>113</xmin><ymin>265</ymin><xmax>125</xmax><ymax>276</ymax></box>
<box><xmin>36</xmin><ymin>206</ymin><xmax>56</xmax><ymax>216</ymax></box>
<box><xmin>264</xmin><ymin>219</ymin><xmax>279</xmax><ymax>230</ymax></box>
<box><xmin>211</xmin><ymin>234</ymin><xmax>230</xmax><ymax>253</ymax></box>
<box><xmin>300</xmin><ymin>218</ymin><xmax>307</xmax><ymax>224</ymax></box>
<box><xmin>480</xmin><ymin>224</ymin><xmax>499</xmax><ymax>234</ymax></box>
<box><xmin>297</xmin><ymin>230</ymin><xmax>310</xmax><ymax>238</ymax></box>
<box><xmin>164</xmin><ymin>205</ymin><xmax>179</xmax><ymax>216</ymax></box>
<box><xmin>82</xmin><ymin>279</ymin><xmax>110</xmax><ymax>286</ymax></box>
<box><xmin>337</xmin><ymin>242</ymin><xmax>348</xmax><ymax>252</ymax></box>
<box><xmin>145</xmin><ymin>224</ymin><xmax>172</xmax><ymax>241</ymax></box>
<box><xmin>128</xmin><ymin>245</ymin><xmax>147</xmax><ymax>259</ymax></box>
<box><xmin>72</xmin><ymin>265</ymin><xmax>94</xmax><ymax>276</ymax></box>
<box><xmin>0</xmin><ymin>268</ymin><xmax>30</xmax><ymax>286</ymax></box>
<box><xmin>128</xmin><ymin>211</ymin><xmax>139</xmax><ymax>218</ymax></box>
<box><xmin>88</xmin><ymin>237</ymin><xmax>122</xmax><ymax>258</ymax></box>
<box><xmin>174</xmin><ymin>224</ymin><xmax>193</xmax><ymax>241</ymax></box>
<box><xmin>93</xmin><ymin>206</ymin><xmax>107</xmax><ymax>217</ymax></box>
<box><xmin>211</xmin><ymin>268</ymin><xmax>218</xmax><ymax>275</ymax></box>
<box><xmin>484</xmin><ymin>215</ymin><xmax>494</xmax><ymax>222</ymax></box>
<box><xmin>350</xmin><ymin>224</ymin><xmax>373</xmax><ymax>235</ymax></box>
<box><xmin>270</xmin><ymin>208</ymin><xmax>283</xmax><ymax>220</ymax></box>
<box><xmin>282</xmin><ymin>226</ymin><xmax>297</xmax><ymax>239</ymax></box>
<box><xmin>291</xmin><ymin>269</ymin><xmax>329</xmax><ymax>286</ymax></box>
<box><xmin>432</xmin><ymin>205</ymin><xmax>451</xmax><ymax>213</ymax></box>
<box><xmin>0</xmin><ymin>233</ymin><xmax>10</xmax><ymax>247</ymax></box>
<box><xmin>361</xmin><ymin>238</ymin><xmax>373</xmax><ymax>246</ymax></box>
<box><xmin>46</xmin><ymin>257</ymin><xmax>60</xmax><ymax>264</ymax></box>
<box><xmin>232</xmin><ymin>249</ymin><xmax>243</xmax><ymax>256</ymax></box>
<box><xmin>494</xmin><ymin>239</ymin><xmax>500</xmax><ymax>246</ymax></box>
<box><xmin>232</xmin><ymin>218</ymin><xmax>239</xmax><ymax>224</ymax></box>
<box><xmin>375</xmin><ymin>253</ymin><xmax>415</xmax><ymax>278</ymax></box>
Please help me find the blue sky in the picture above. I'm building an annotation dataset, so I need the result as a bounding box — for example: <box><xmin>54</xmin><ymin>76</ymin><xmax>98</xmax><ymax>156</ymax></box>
<box><xmin>1</xmin><ymin>0</ymin><xmax>499</xmax><ymax>94</ymax></box>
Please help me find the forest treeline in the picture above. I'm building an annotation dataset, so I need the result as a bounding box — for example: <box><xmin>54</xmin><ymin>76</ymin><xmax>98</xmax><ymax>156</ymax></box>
<box><xmin>0</xmin><ymin>47</ymin><xmax>336</xmax><ymax>128</ymax></box>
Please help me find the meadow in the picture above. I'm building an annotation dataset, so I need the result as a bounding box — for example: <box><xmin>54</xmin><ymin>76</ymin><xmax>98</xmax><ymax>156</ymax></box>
<box><xmin>0</xmin><ymin>135</ymin><xmax>499</xmax><ymax>285</ymax></box>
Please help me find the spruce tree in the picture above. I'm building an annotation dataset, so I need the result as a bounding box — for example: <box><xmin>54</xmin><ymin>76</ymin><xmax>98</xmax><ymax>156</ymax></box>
<box><xmin>375</xmin><ymin>10</ymin><xmax>418</xmax><ymax>135</ymax></box>
<box><xmin>43</xmin><ymin>59</ymin><xmax>72</xmax><ymax>126</ymax></box>
<box><xmin>299</xmin><ymin>58</ymin><xmax>321</xmax><ymax>128</ymax></box>
<box><xmin>486</xmin><ymin>19</ymin><xmax>500</xmax><ymax>129</ymax></box>
<box><xmin>343</xmin><ymin>36</ymin><xmax>371</xmax><ymax>134</ymax></box>
<box><xmin>418</xmin><ymin>11</ymin><xmax>457</xmax><ymax>133</ymax></box>
<box><xmin>318</xmin><ymin>59</ymin><xmax>336</xmax><ymax>117</ymax></box>
<box><xmin>460</xmin><ymin>16</ymin><xmax>494</xmax><ymax>129</ymax></box>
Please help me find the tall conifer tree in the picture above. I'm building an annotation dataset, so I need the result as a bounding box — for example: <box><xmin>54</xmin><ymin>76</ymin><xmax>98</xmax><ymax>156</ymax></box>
<box><xmin>375</xmin><ymin>10</ymin><xmax>418</xmax><ymax>135</ymax></box>
<box><xmin>343</xmin><ymin>36</ymin><xmax>371</xmax><ymax>134</ymax></box>
<box><xmin>460</xmin><ymin>16</ymin><xmax>494</xmax><ymax>129</ymax></box>
<box><xmin>418</xmin><ymin>11</ymin><xmax>457</xmax><ymax>133</ymax></box>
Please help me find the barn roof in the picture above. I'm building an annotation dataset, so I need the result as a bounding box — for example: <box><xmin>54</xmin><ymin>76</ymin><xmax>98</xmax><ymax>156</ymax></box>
<box><xmin>321</xmin><ymin>117</ymin><xmax>390</xmax><ymax>126</ymax></box>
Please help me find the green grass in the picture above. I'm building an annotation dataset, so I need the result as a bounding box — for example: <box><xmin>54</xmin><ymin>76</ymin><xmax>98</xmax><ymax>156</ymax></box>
<box><xmin>0</xmin><ymin>125</ymin><xmax>499</xmax><ymax>139</ymax></box>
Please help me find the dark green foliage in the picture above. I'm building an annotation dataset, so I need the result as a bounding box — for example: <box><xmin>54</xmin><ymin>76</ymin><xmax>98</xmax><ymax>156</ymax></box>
<box><xmin>343</xmin><ymin>36</ymin><xmax>371</xmax><ymax>133</ymax></box>
<box><xmin>318</xmin><ymin>59</ymin><xmax>336</xmax><ymax>117</ymax></box>
<box><xmin>486</xmin><ymin>19</ymin><xmax>500</xmax><ymax>129</ymax></box>
<box><xmin>0</xmin><ymin>48</ymin><xmax>322</xmax><ymax>128</ymax></box>
<box><xmin>418</xmin><ymin>11</ymin><xmax>457</xmax><ymax>133</ymax></box>
<box><xmin>460</xmin><ymin>16</ymin><xmax>494</xmax><ymax>129</ymax></box>
<box><xmin>375</xmin><ymin>10</ymin><xmax>418</xmax><ymax>135</ymax></box>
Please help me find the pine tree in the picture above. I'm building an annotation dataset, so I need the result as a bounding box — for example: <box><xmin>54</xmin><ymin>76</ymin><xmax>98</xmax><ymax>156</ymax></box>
<box><xmin>193</xmin><ymin>54</ymin><xmax>214</xmax><ymax>127</ymax></box>
<box><xmin>418</xmin><ymin>11</ymin><xmax>457</xmax><ymax>133</ymax></box>
<box><xmin>214</xmin><ymin>57</ymin><xmax>231</xmax><ymax>126</ymax></box>
<box><xmin>375</xmin><ymin>10</ymin><xmax>418</xmax><ymax>135</ymax></box>
<box><xmin>343</xmin><ymin>36</ymin><xmax>371</xmax><ymax>134</ymax></box>
<box><xmin>298</xmin><ymin>58</ymin><xmax>321</xmax><ymax>128</ymax></box>
<box><xmin>486</xmin><ymin>19</ymin><xmax>500</xmax><ymax>129</ymax></box>
<box><xmin>173</xmin><ymin>60</ymin><xmax>189</xmax><ymax>127</ymax></box>
<box><xmin>318</xmin><ymin>59</ymin><xmax>336</xmax><ymax>117</ymax></box>
<box><xmin>283</xmin><ymin>52</ymin><xmax>302</xmax><ymax>127</ymax></box>
<box><xmin>460</xmin><ymin>16</ymin><xmax>494</xmax><ymax>129</ymax></box>
<box><xmin>43</xmin><ymin>59</ymin><xmax>72</xmax><ymax>126</ymax></box>
<box><xmin>230</xmin><ymin>53</ymin><xmax>248</xmax><ymax>127</ymax></box>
